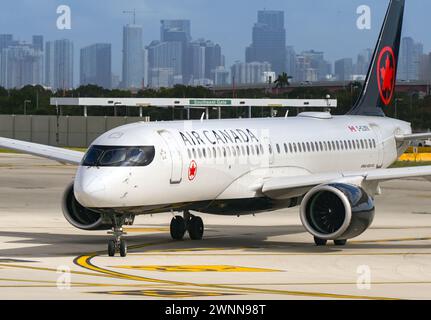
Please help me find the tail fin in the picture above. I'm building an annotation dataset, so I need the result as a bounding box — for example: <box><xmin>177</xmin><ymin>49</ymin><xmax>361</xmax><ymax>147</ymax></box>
<box><xmin>348</xmin><ymin>0</ymin><xmax>405</xmax><ymax>116</ymax></box>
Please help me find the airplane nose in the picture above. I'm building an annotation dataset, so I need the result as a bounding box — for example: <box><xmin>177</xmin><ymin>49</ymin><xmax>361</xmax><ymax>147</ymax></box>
<box><xmin>74</xmin><ymin>169</ymin><xmax>107</xmax><ymax>208</ymax></box>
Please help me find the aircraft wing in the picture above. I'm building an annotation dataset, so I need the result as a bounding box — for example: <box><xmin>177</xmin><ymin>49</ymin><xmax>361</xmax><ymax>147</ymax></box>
<box><xmin>0</xmin><ymin>137</ymin><xmax>84</xmax><ymax>165</ymax></box>
<box><xmin>395</xmin><ymin>133</ymin><xmax>431</xmax><ymax>142</ymax></box>
<box><xmin>262</xmin><ymin>166</ymin><xmax>431</xmax><ymax>198</ymax></box>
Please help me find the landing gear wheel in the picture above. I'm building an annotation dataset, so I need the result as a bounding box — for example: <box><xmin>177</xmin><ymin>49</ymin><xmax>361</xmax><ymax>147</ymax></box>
<box><xmin>334</xmin><ymin>239</ymin><xmax>347</xmax><ymax>246</ymax></box>
<box><xmin>108</xmin><ymin>240</ymin><xmax>116</xmax><ymax>257</ymax></box>
<box><xmin>188</xmin><ymin>216</ymin><xmax>204</xmax><ymax>240</ymax></box>
<box><xmin>314</xmin><ymin>237</ymin><xmax>327</xmax><ymax>246</ymax></box>
<box><xmin>170</xmin><ymin>216</ymin><xmax>186</xmax><ymax>240</ymax></box>
<box><xmin>119</xmin><ymin>239</ymin><xmax>127</xmax><ymax>257</ymax></box>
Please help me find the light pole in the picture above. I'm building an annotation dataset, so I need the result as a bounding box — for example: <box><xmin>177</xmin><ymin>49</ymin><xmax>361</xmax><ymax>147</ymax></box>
<box><xmin>24</xmin><ymin>100</ymin><xmax>31</xmax><ymax>115</ymax></box>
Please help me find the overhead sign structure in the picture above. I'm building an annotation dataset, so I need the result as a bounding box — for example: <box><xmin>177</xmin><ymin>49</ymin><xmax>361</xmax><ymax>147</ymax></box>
<box><xmin>50</xmin><ymin>97</ymin><xmax>337</xmax><ymax>108</ymax></box>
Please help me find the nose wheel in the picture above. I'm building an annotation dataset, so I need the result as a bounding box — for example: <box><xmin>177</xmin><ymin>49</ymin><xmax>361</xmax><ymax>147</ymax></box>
<box><xmin>107</xmin><ymin>214</ymin><xmax>130</xmax><ymax>257</ymax></box>
<box><xmin>170</xmin><ymin>211</ymin><xmax>204</xmax><ymax>241</ymax></box>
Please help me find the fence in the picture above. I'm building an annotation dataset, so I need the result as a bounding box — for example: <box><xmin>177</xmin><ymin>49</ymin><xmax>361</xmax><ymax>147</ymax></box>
<box><xmin>0</xmin><ymin>115</ymin><xmax>150</xmax><ymax>148</ymax></box>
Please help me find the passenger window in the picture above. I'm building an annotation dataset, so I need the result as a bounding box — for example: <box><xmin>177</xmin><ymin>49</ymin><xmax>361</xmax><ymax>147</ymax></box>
<box><xmin>187</xmin><ymin>149</ymin><xmax>192</xmax><ymax>159</ymax></box>
<box><xmin>276</xmin><ymin>144</ymin><xmax>281</xmax><ymax>154</ymax></box>
<box><xmin>256</xmin><ymin>145</ymin><xmax>260</xmax><ymax>155</ymax></box>
<box><xmin>284</xmin><ymin>143</ymin><xmax>288</xmax><ymax>153</ymax></box>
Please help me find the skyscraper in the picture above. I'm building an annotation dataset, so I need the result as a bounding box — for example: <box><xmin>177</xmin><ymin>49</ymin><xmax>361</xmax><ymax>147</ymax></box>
<box><xmin>399</xmin><ymin>37</ymin><xmax>423</xmax><ymax>81</ymax></box>
<box><xmin>147</xmin><ymin>40</ymin><xmax>183</xmax><ymax>87</ymax></box>
<box><xmin>0</xmin><ymin>34</ymin><xmax>14</xmax><ymax>52</ymax></box>
<box><xmin>285</xmin><ymin>46</ymin><xmax>296</xmax><ymax>80</ymax></box>
<box><xmin>231</xmin><ymin>61</ymin><xmax>272</xmax><ymax>84</ymax></box>
<box><xmin>246</xmin><ymin>10</ymin><xmax>286</xmax><ymax>75</ymax></box>
<box><xmin>45</xmin><ymin>39</ymin><xmax>74</xmax><ymax>90</ymax></box>
<box><xmin>160</xmin><ymin>20</ymin><xmax>191</xmax><ymax>84</ymax></box>
<box><xmin>122</xmin><ymin>24</ymin><xmax>144</xmax><ymax>89</ymax></box>
<box><xmin>335</xmin><ymin>58</ymin><xmax>353</xmax><ymax>81</ymax></box>
<box><xmin>0</xmin><ymin>45</ymin><xmax>43</xmax><ymax>89</ymax></box>
<box><xmin>32</xmin><ymin>35</ymin><xmax>44</xmax><ymax>52</ymax></box>
<box><xmin>80</xmin><ymin>43</ymin><xmax>112</xmax><ymax>89</ymax></box>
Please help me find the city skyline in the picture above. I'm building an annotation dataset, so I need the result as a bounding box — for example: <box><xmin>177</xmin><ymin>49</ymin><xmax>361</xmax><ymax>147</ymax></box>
<box><xmin>0</xmin><ymin>0</ymin><xmax>430</xmax><ymax>85</ymax></box>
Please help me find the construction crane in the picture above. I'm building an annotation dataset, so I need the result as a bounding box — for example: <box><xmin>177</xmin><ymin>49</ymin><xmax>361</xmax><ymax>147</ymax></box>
<box><xmin>123</xmin><ymin>9</ymin><xmax>136</xmax><ymax>24</ymax></box>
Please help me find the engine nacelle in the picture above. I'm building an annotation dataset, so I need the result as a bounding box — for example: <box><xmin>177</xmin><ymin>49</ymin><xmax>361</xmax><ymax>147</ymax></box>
<box><xmin>62</xmin><ymin>183</ymin><xmax>112</xmax><ymax>230</ymax></box>
<box><xmin>300</xmin><ymin>183</ymin><xmax>375</xmax><ymax>240</ymax></box>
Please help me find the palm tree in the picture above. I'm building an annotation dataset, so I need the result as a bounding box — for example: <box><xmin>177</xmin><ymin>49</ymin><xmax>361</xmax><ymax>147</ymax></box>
<box><xmin>274</xmin><ymin>72</ymin><xmax>292</xmax><ymax>88</ymax></box>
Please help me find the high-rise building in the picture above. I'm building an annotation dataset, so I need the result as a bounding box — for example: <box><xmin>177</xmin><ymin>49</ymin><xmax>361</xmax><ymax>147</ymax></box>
<box><xmin>160</xmin><ymin>20</ymin><xmax>191</xmax><ymax>42</ymax></box>
<box><xmin>80</xmin><ymin>43</ymin><xmax>112</xmax><ymax>89</ymax></box>
<box><xmin>0</xmin><ymin>34</ymin><xmax>14</xmax><ymax>52</ymax></box>
<box><xmin>160</xmin><ymin>20</ymin><xmax>191</xmax><ymax>84</ymax></box>
<box><xmin>299</xmin><ymin>50</ymin><xmax>331</xmax><ymax>81</ymax></box>
<box><xmin>334</xmin><ymin>58</ymin><xmax>353</xmax><ymax>81</ymax></box>
<box><xmin>212</xmin><ymin>66</ymin><xmax>230</xmax><ymax>86</ymax></box>
<box><xmin>355</xmin><ymin>48</ymin><xmax>372</xmax><ymax>76</ymax></box>
<box><xmin>285</xmin><ymin>46</ymin><xmax>296</xmax><ymax>80</ymax></box>
<box><xmin>0</xmin><ymin>44</ymin><xmax>43</xmax><ymax>89</ymax></box>
<box><xmin>399</xmin><ymin>37</ymin><xmax>423</xmax><ymax>81</ymax></box>
<box><xmin>52</xmin><ymin>39</ymin><xmax>74</xmax><ymax>90</ymax></box>
<box><xmin>189</xmin><ymin>41</ymin><xmax>206</xmax><ymax>83</ymax></box>
<box><xmin>45</xmin><ymin>39</ymin><xmax>74</xmax><ymax>90</ymax></box>
<box><xmin>231</xmin><ymin>61</ymin><xmax>272</xmax><ymax>84</ymax></box>
<box><xmin>147</xmin><ymin>41</ymin><xmax>182</xmax><ymax>76</ymax></box>
<box><xmin>32</xmin><ymin>35</ymin><xmax>44</xmax><ymax>52</ymax></box>
<box><xmin>149</xmin><ymin>68</ymin><xmax>174</xmax><ymax>88</ymax></box>
<box><xmin>246</xmin><ymin>10</ymin><xmax>286</xmax><ymax>75</ymax></box>
<box><xmin>122</xmin><ymin>24</ymin><xmax>144</xmax><ymax>89</ymax></box>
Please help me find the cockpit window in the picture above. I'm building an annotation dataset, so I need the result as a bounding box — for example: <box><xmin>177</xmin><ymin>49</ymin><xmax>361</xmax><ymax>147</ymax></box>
<box><xmin>82</xmin><ymin>146</ymin><xmax>155</xmax><ymax>167</ymax></box>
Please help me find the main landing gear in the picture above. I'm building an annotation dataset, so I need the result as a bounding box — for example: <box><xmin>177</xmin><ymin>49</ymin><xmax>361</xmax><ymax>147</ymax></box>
<box><xmin>170</xmin><ymin>210</ymin><xmax>204</xmax><ymax>241</ymax></box>
<box><xmin>107</xmin><ymin>214</ymin><xmax>134</xmax><ymax>257</ymax></box>
<box><xmin>313</xmin><ymin>236</ymin><xmax>348</xmax><ymax>246</ymax></box>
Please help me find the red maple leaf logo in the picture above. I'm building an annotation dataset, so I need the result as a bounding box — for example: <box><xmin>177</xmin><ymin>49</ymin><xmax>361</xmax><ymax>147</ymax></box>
<box><xmin>188</xmin><ymin>161</ymin><xmax>197</xmax><ymax>181</ymax></box>
<box><xmin>380</xmin><ymin>55</ymin><xmax>394</xmax><ymax>95</ymax></box>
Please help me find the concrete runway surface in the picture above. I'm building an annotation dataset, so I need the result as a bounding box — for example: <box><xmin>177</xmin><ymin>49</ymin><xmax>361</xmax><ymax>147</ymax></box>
<box><xmin>0</xmin><ymin>153</ymin><xmax>431</xmax><ymax>300</ymax></box>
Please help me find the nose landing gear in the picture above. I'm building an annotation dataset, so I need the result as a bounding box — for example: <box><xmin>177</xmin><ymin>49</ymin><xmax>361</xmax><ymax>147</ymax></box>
<box><xmin>170</xmin><ymin>210</ymin><xmax>204</xmax><ymax>241</ymax></box>
<box><xmin>107</xmin><ymin>214</ymin><xmax>133</xmax><ymax>257</ymax></box>
<box><xmin>108</xmin><ymin>227</ymin><xmax>127</xmax><ymax>257</ymax></box>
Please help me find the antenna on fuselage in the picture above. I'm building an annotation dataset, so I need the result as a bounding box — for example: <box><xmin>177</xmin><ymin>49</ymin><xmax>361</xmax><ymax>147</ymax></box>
<box><xmin>200</xmin><ymin>113</ymin><xmax>205</xmax><ymax>121</ymax></box>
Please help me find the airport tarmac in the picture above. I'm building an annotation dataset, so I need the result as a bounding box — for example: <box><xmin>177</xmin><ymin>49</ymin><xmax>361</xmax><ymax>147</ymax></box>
<box><xmin>0</xmin><ymin>153</ymin><xmax>431</xmax><ymax>300</ymax></box>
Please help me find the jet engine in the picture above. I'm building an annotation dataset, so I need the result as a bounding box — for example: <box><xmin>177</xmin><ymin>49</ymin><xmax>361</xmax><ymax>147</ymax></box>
<box><xmin>300</xmin><ymin>183</ymin><xmax>375</xmax><ymax>240</ymax></box>
<box><xmin>62</xmin><ymin>183</ymin><xmax>112</xmax><ymax>230</ymax></box>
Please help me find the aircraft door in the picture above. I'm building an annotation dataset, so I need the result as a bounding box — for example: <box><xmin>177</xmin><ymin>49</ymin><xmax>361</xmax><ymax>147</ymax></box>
<box><xmin>370</xmin><ymin>124</ymin><xmax>384</xmax><ymax>168</ymax></box>
<box><xmin>158</xmin><ymin>130</ymin><xmax>183</xmax><ymax>184</ymax></box>
<box><xmin>262</xmin><ymin>135</ymin><xmax>274</xmax><ymax>165</ymax></box>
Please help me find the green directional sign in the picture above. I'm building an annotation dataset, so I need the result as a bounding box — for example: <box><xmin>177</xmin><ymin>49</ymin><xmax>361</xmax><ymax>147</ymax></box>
<box><xmin>189</xmin><ymin>99</ymin><xmax>232</xmax><ymax>106</ymax></box>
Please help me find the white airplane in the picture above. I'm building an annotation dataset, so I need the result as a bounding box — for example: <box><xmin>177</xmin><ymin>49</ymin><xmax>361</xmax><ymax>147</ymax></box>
<box><xmin>0</xmin><ymin>0</ymin><xmax>429</xmax><ymax>257</ymax></box>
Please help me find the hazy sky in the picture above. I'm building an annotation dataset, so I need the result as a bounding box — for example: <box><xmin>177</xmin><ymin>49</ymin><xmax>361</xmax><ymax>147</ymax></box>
<box><xmin>0</xmin><ymin>0</ymin><xmax>429</xmax><ymax>80</ymax></box>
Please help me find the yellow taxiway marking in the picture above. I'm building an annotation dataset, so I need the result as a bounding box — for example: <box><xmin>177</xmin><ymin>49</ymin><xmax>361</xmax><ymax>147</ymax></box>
<box><xmin>112</xmin><ymin>265</ymin><xmax>281</xmax><ymax>272</ymax></box>
<box><xmin>352</xmin><ymin>237</ymin><xmax>431</xmax><ymax>244</ymax></box>
<box><xmin>73</xmin><ymin>249</ymin><xmax>399</xmax><ymax>300</ymax></box>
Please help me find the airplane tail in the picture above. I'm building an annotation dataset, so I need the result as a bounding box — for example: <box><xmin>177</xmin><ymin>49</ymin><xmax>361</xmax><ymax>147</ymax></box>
<box><xmin>347</xmin><ymin>0</ymin><xmax>405</xmax><ymax>117</ymax></box>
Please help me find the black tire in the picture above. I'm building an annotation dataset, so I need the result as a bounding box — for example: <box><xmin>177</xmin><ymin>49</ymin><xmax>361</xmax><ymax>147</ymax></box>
<box><xmin>170</xmin><ymin>216</ymin><xmax>186</xmax><ymax>240</ymax></box>
<box><xmin>314</xmin><ymin>237</ymin><xmax>327</xmax><ymax>246</ymax></box>
<box><xmin>120</xmin><ymin>239</ymin><xmax>127</xmax><ymax>257</ymax></box>
<box><xmin>334</xmin><ymin>239</ymin><xmax>347</xmax><ymax>246</ymax></box>
<box><xmin>108</xmin><ymin>240</ymin><xmax>116</xmax><ymax>257</ymax></box>
<box><xmin>188</xmin><ymin>216</ymin><xmax>204</xmax><ymax>240</ymax></box>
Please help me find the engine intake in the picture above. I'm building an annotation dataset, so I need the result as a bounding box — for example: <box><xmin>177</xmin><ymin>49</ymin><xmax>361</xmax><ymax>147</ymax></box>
<box><xmin>62</xmin><ymin>183</ymin><xmax>112</xmax><ymax>230</ymax></box>
<box><xmin>300</xmin><ymin>183</ymin><xmax>375</xmax><ymax>240</ymax></box>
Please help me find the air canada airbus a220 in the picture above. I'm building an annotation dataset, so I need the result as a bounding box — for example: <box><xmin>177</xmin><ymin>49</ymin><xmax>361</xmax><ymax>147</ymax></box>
<box><xmin>0</xmin><ymin>0</ymin><xmax>429</xmax><ymax>257</ymax></box>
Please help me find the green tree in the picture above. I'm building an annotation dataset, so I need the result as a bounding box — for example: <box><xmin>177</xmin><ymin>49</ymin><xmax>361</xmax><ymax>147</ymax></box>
<box><xmin>274</xmin><ymin>72</ymin><xmax>292</xmax><ymax>88</ymax></box>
